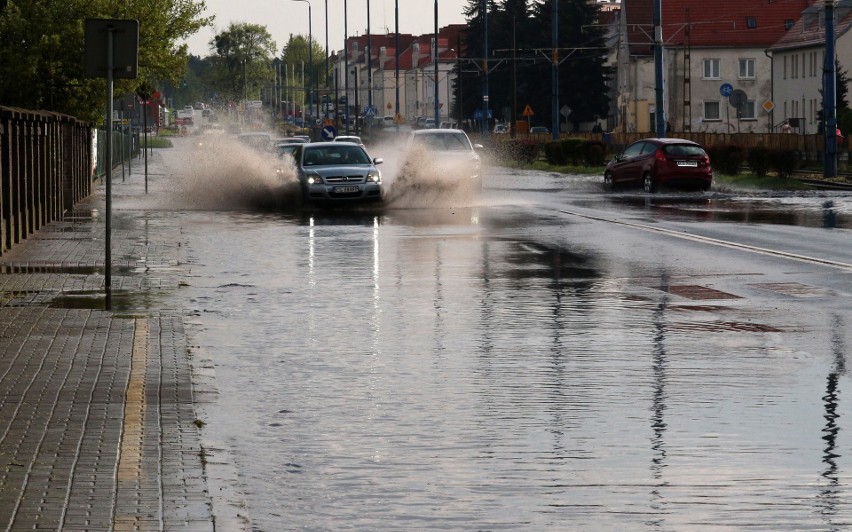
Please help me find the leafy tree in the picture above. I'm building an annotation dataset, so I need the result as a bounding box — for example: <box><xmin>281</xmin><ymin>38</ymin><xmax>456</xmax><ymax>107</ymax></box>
<box><xmin>206</xmin><ymin>22</ymin><xmax>277</xmax><ymax>102</ymax></box>
<box><xmin>0</xmin><ymin>0</ymin><xmax>212</xmax><ymax>123</ymax></box>
<box><xmin>282</xmin><ymin>34</ymin><xmax>328</xmax><ymax>89</ymax></box>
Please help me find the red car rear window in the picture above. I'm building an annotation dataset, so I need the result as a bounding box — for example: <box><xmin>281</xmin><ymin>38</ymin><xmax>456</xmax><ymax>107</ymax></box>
<box><xmin>663</xmin><ymin>144</ymin><xmax>706</xmax><ymax>157</ymax></box>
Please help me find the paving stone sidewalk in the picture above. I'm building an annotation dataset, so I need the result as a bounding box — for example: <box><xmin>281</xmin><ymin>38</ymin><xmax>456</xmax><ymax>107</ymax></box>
<box><xmin>0</xmin><ymin>150</ymin><xmax>214</xmax><ymax>531</ymax></box>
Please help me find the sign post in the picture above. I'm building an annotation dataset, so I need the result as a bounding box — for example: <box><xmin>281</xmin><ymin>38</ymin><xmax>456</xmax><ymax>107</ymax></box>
<box><xmin>84</xmin><ymin>19</ymin><xmax>139</xmax><ymax>308</ymax></box>
<box><xmin>720</xmin><ymin>83</ymin><xmax>733</xmax><ymax>132</ymax></box>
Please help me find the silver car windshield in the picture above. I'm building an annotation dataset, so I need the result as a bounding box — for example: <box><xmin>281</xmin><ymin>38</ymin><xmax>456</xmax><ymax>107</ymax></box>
<box><xmin>413</xmin><ymin>132</ymin><xmax>472</xmax><ymax>151</ymax></box>
<box><xmin>303</xmin><ymin>145</ymin><xmax>371</xmax><ymax>165</ymax></box>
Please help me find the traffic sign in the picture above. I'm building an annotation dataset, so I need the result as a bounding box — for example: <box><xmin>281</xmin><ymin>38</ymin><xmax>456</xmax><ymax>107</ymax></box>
<box><xmin>720</xmin><ymin>83</ymin><xmax>734</xmax><ymax>97</ymax></box>
<box><xmin>321</xmin><ymin>125</ymin><xmax>337</xmax><ymax>141</ymax></box>
<box><xmin>522</xmin><ymin>104</ymin><xmax>535</xmax><ymax>117</ymax></box>
<box><xmin>762</xmin><ymin>100</ymin><xmax>775</xmax><ymax>112</ymax></box>
<box><xmin>729</xmin><ymin>89</ymin><xmax>747</xmax><ymax>109</ymax></box>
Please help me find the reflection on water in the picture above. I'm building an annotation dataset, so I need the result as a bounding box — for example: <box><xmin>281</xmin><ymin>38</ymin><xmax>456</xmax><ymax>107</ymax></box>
<box><xmin>818</xmin><ymin>314</ymin><xmax>847</xmax><ymax>526</ymax></box>
<box><xmin>183</xmin><ymin>205</ymin><xmax>851</xmax><ymax>530</ymax></box>
<box><xmin>606</xmin><ymin>195</ymin><xmax>852</xmax><ymax>229</ymax></box>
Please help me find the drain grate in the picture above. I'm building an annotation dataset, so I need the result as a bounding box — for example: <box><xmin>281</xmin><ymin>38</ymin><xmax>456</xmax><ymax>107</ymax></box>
<box><xmin>0</xmin><ymin>263</ymin><xmax>102</xmax><ymax>275</ymax></box>
<box><xmin>662</xmin><ymin>284</ymin><xmax>742</xmax><ymax>300</ymax></box>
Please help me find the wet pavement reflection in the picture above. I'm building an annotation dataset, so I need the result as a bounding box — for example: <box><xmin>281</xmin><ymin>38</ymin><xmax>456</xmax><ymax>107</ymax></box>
<box><xmin>146</xmin><ymin>145</ymin><xmax>852</xmax><ymax>529</ymax></box>
<box><xmin>601</xmin><ymin>193</ymin><xmax>852</xmax><ymax>229</ymax></box>
<box><xmin>179</xmin><ymin>206</ymin><xmax>850</xmax><ymax>530</ymax></box>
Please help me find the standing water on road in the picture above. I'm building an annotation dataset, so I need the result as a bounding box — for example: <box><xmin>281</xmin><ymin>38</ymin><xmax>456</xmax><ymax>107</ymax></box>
<box><xmin>146</xmin><ymin>139</ymin><xmax>851</xmax><ymax>530</ymax></box>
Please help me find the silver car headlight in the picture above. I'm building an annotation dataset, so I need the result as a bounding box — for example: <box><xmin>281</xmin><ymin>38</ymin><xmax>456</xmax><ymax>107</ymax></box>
<box><xmin>305</xmin><ymin>171</ymin><xmax>322</xmax><ymax>185</ymax></box>
<box><xmin>366</xmin><ymin>169</ymin><xmax>382</xmax><ymax>183</ymax></box>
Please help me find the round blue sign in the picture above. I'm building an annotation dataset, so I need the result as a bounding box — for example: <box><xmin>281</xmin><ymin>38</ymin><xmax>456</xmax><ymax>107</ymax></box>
<box><xmin>720</xmin><ymin>83</ymin><xmax>734</xmax><ymax>97</ymax></box>
<box><xmin>321</xmin><ymin>125</ymin><xmax>337</xmax><ymax>141</ymax></box>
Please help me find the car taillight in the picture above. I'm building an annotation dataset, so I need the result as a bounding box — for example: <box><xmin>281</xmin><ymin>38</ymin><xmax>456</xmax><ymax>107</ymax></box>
<box><xmin>655</xmin><ymin>148</ymin><xmax>667</xmax><ymax>162</ymax></box>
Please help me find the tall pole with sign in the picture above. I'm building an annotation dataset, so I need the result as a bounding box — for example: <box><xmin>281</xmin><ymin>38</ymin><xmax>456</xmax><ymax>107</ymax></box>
<box><xmin>84</xmin><ymin>19</ymin><xmax>138</xmax><ymax>309</ymax></box>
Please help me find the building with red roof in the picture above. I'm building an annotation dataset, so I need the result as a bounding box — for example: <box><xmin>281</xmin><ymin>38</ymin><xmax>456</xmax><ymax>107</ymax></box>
<box><xmin>768</xmin><ymin>0</ymin><xmax>852</xmax><ymax>134</ymax></box>
<box><xmin>330</xmin><ymin>25</ymin><xmax>464</xmax><ymax>130</ymax></box>
<box><xmin>614</xmin><ymin>0</ymin><xmax>811</xmax><ymax>133</ymax></box>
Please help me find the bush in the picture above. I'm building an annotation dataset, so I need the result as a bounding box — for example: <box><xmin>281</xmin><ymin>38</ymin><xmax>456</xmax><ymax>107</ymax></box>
<box><xmin>559</xmin><ymin>138</ymin><xmax>585</xmax><ymax>165</ymax></box>
<box><xmin>707</xmin><ymin>144</ymin><xmax>746</xmax><ymax>175</ymax></box>
<box><xmin>582</xmin><ymin>140</ymin><xmax>607</xmax><ymax>166</ymax></box>
<box><xmin>769</xmin><ymin>149</ymin><xmax>799</xmax><ymax>177</ymax></box>
<box><xmin>544</xmin><ymin>141</ymin><xmax>566</xmax><ymax>165</ymax></box>
<box><xmin>746</xmin><ymin>146</ymin><xmax>772</xmax><ymax>177</ymax></box>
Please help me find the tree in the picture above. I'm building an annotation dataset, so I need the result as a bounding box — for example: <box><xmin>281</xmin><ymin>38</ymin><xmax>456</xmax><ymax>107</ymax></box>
<box><xmin>282</xmin><ymin>34</ymin><xmax>328</xmax><ymax>90</ymax></box>
<box><xmin>0</xmin><ymin>0</ymin><xmax>212</xmax><ymax>123</ymax></box>
<box><xmin>531</xmin><ymin>0</ymin><xmax>610</xmax><ymax>131</ymax></box>
<box><xmin>207</xmin><ymin>22</ymin><xmax>277</xmax><ymax>102</ymax></box>
<box><xmin>456</xmin><ymin>0</ymin><xmax>610</xmax><ymax>133</ymax></box>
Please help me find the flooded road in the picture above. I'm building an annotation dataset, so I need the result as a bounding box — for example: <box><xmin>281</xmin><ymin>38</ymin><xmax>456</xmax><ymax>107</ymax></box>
<box><xmin>150</xmin><ymin>139</ymin><xmax>852</xmax><ymax>529</ymax></box>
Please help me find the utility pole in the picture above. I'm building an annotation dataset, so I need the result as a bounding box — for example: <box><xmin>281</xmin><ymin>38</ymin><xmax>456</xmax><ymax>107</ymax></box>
<box><xmin>653</xmin><ymin>0</ymin><xmax>666</xmax><ymax>137</ymax></box>
<box><xmin>434</xmin><ymin>0</ymin><xmax>440</xmax><ymax>125</ymax></box>
<box><xmin>824</xmin><ymin>0</ymin><xmax>838</xmax><ymax>177</ymax></box>
<box><xmin>551</xmin><ymin>0</ymin><xmax>558</xmax><ymax>140</ymax></box>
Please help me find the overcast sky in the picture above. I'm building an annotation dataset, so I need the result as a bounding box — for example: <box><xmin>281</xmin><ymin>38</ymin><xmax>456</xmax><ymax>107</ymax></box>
<box><xmin>182</xmin><ymin>0</ymin><xmax>471</xmax><ymax>57</ymax></box>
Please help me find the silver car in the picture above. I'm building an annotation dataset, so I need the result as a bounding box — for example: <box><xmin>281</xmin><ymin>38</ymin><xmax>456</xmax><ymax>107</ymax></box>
<box><xmin>402</xmin><ymin>128</ymin><xmax>483</xmax><ymax>184</ymax></box>
<box><xmin>294</xmin><ymin>142</ymin><xmax>383</xmax><ymax>202</ymax></box>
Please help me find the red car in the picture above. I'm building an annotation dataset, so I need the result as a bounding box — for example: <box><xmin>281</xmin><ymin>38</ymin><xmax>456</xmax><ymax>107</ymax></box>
<box><xmin>604</xmin><ymin>138</ymin><xmax>712</xmax><ymax>192</ymax></box>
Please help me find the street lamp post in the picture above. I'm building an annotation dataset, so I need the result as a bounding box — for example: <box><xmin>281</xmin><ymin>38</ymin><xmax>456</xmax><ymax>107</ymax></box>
<box><xmin>434</xmin><ymin>0</ymin><xmax>440</xmax><ymax>126</ymax></box>
<box><xmin>324</xmin><ymin>0</ymin><xmax>329</xmax><ymax>119</ymax></box>
<box><xmin>395</xmin><ymin>0</ymin><xmax>400</xmax><ymax>130</ymax></box>
<box><xmin>344</xmin><ymin>0</ymin><xmax>349</xmax><ymax>134</ymax></box>
<box><xmin>352</xmin><ymin>67</ymin><xmax>360</xmax><ymax>134</ymax></box>
<box><xmin>367</xmin><ymin>0</ymin><xmax>372</xmax><ymax>118</ymax></box>
<box><xmin>292</xmin><ymin>0</ymin><xmax>313</xmax><ymax>126</ymax></box>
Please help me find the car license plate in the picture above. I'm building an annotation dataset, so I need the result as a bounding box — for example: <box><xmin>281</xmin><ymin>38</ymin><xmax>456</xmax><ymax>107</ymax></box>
<box><xmin>334</xmin><ymin>186</ymin><xmax>359</xmax><ymax>193</ymax></box>
<box><xmin>677</xmin><ymin>160</ymin><xmax>698</xmax><ymax>167</ymax></box>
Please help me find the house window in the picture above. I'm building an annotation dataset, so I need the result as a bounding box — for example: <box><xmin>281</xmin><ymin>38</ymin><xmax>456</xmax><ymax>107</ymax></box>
<box><xmin>739</xmin><ymin>58</ymin><xmax>755</xmax><ymax>79</ymax></box>
<box><xmin>704</xmin><ymin>101</ymin><xmax>721</xmax><ymax>120</ymax></box>
<box><xmin>738</xmin><ymin>100</ymin><xmax>756</xmax><ymax>120</ymax></box>
<box><xmin>703</xmin><ymin>59</ymin><xmax>721</xmax><ymax>79</ymax></box>
<box><xmin>785</xmin><ymin>19</ymin><xmax>794</xmax><ymax>30</ymax></box>
<box><xmin>746</xmin><ymin>16</ymin><xmax>757</xmax><ymax>29</ymax></box>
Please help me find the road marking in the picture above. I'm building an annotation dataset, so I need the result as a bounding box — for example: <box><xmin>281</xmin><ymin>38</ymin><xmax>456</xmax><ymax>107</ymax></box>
<box><xmin>558</xmin><ymin>209</ymin><xmax>852</xmax><ymax>272</ymax></box>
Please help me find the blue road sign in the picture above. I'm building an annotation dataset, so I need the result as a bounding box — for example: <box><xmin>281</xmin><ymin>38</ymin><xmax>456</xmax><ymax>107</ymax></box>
<box><xmin>321</xmin><ymin>125</ymin><xmax>337</xmax><ymax>141</ymax></box>
<box><xmin>720</xmin><ymin>83</ymin><xmax>734</xmax><ymax>97</ymax></box>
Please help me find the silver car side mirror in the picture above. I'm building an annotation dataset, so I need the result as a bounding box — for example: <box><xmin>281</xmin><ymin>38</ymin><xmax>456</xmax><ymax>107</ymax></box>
<box><xmin>373</xmin><ymin>158</ymin><xmax>384</xmax><ymax>165</ymax></box>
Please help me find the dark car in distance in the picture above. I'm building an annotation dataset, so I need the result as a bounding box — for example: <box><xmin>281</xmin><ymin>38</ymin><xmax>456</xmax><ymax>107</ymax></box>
<box><xmin>604</xmin><ymin>138</ymin><xmax>712</xmax><ymax>193</ymax></box>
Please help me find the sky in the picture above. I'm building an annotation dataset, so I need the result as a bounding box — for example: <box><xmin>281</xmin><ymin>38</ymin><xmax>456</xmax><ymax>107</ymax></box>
<box><xmin>182</xmin><ymin>0</ymin><xmax>471</xmax><ymax>57</ymax></box>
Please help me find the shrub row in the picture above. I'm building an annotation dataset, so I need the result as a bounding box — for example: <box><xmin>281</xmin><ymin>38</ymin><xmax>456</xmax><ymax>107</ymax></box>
<box><xmin>492</xmin><ymin>138</ymin><xmax>800</xmax><ymax>178</ymax></box>
<box><xmin>543</xmin><ymin>138</ymin><xmax>608</xmax><ymax>166</ymax></box>
<box><xmin>706</xmin><ymin>144</ymin><xmax>800</xmax><ymax>177</ymax></box>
